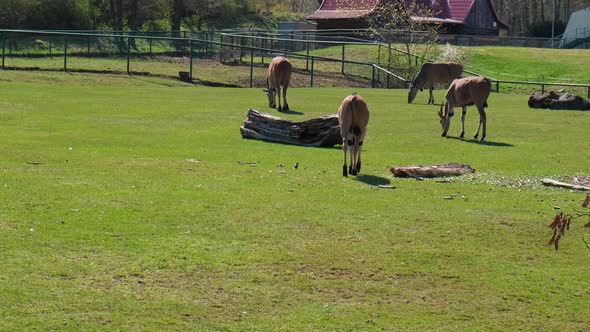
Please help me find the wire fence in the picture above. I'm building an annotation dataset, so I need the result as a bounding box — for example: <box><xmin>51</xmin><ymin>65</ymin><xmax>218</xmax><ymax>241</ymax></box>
<box><xmin>1</xmin><ymin>29</ymin><xmax>589</xmax><ymax>97</ymax></box>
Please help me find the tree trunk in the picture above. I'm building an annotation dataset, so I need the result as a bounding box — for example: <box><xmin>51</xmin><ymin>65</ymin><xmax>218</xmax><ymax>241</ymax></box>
<box><xmin>110</xmin><ymin>0</ymin><xmax>123</xmax><ymax>31</ymax></box>
<box><xmin>240</xmin><ymin>109</ymin><xmax>342</xmax><ymax>147</ymax></box>
<box><xmin>109</xmin><ymin>0</ymin><xmax>126</xmax><ymax>51</ymax></box>
<box><xmin>128</xmin><ymin>0</ymin><xmax>139</xmax><ymax>51</ymax></box>
<box><xmin>171</xmin><ymin>0</ymin><xmax>185</xmax><ymax>52</ymax></box>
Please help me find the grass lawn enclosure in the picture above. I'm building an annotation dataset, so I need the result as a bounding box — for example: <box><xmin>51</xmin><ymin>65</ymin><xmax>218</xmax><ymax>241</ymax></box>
<box><xmin>0</xmin><ymin>70</ymin><xmax>589</xmax><ymax>330</ymax></box>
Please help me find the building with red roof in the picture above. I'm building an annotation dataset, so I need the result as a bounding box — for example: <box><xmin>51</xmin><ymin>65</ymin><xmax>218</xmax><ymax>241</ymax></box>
<box><xmin>307</xmin><ymin>0</ymin><xmax>509</xmax><ymax>35</ymax></box>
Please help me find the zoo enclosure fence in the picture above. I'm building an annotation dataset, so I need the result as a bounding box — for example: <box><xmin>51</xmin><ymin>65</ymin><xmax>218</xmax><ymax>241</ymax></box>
<box><xmin>1</xmin><ymin>29</ymin><xmax>589</xmax><ymax>98</ymax></box>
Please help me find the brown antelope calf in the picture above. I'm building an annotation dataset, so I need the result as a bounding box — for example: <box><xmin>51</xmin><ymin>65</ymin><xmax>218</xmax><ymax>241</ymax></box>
<box><xmin>408</xmin><ymin>62</ymin><xmax>463</xmax><ymax>104</ymax></box>
<box><xmin>439</xmin><ymin>76</ymin><xmax>492</xmax><ymax>140</ymax></box>
<box><xmin>264</xmin><ymin>56</ymin><xmax>293</xmax><ymax>112</ymax></box>
<box><xmin>338</xmin><ymin>93</ymin><xmax>369</xmax><ymax>177</ymax></box>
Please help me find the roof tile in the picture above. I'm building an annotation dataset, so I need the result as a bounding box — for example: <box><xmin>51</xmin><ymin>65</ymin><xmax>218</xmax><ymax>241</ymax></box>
<box><xmin>447</xmin><ymin>0</ymin><xmax>475</xmax><ymax>21</ymax></box>
<box><xmin>307</xmin><ymin>0</ymin><xmax>507</xmax><ymax>27</ymax></box>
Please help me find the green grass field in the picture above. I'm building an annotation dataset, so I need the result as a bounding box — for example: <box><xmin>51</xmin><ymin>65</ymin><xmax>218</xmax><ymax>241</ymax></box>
<box><xmin>1</xmin><ymin>70</ymin><xmax>589</xmax><ymax>330</ymax></box>
<box><xmin>4</xmin><ymin>44</ymin><xmax>590</xmax><ymax>94</ymax></box>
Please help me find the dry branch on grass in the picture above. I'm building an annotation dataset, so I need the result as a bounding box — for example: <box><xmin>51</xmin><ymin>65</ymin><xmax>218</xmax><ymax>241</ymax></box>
<box><xmin>240</xmin><ymin>109</ymin><xmax>342</xmax><ymax>147</ymax></box>
<box><xmin>548</xmin><ymin>212</ymin><xmax>571</xmax><ymax>250</ymax></box>
<box><xmin>390</xmin><ymin>163</ymin><xmax>475</xmax><ymax>178</ymax></box>
<box><xmin>541</xmin><ymin>178</ymin><xmax>590</xmax><ymax>191</ymax></box>
<box><xmin>547</xmin><ymin>193</ymin><xmax>590</xmax><ymax>250</ymax></box>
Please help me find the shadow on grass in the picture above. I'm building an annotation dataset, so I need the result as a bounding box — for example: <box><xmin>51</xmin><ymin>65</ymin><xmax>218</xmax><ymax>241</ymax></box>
<box><xmin>278</xmin><ymin>109</ymin><xmax>305</xmax><ymax>115</ymax></box>
<box><xmin>243</xmin><ymin>137</ymin><xmax>341</xmax><ymax>150</ymax></box>
<box><xmin>131</xmin><ymin>75</ymin><xmax>178</xmax><ymax>87</ymax></box>
<box><xmin>353</xmin><ymin>174</ymin><xmax>391</xmax><ymax>186</ymax></box>
<box><xmin>445</xmin><ymin>136</ymin><xmax>514</xmax><ymax>147</ymax></box>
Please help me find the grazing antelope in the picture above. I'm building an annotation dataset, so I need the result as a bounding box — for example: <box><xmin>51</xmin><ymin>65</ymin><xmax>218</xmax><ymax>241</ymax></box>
<box><xmin>264</xmin><ymin>56</ymin><xmax>293</xmax><ymax>112</ymax></box>
<box><xmin>439</xmin><ymin>76</ymin><xmax>492</xmax><ymax>140</ymax></box>
<box><xmin>338</xmin><ymin>93</ymin><xmax>369</xmax><ymax>177</ymax></box>
<box><xmin>408</xmin><ymin>62</ymin><xmax>463</xmax><ymax>104</ymax></box>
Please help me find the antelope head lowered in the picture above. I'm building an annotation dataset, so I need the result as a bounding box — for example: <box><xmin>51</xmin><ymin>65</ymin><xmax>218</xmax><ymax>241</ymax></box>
<box><xmin>408</xmin><ymin>62</ymin><xmax>463</xmax><ymax>104</ymax></box>
<box><xmin>439</xmin><ymin>76</ymin><xmax>492</xmax><ymax>140</ymax></box>
<box><xmin>263</xmin><ymin>56</ymin><xmax>293</xmax><ymax>112</ymax></box>
<box><xmin>338</xmin><ymin>93</ymin><xmax>370</xmax><ymax>177</ymax></box>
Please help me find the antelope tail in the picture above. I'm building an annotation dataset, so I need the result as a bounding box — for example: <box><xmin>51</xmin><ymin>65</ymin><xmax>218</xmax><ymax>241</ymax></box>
<box><xmin>350</xmin><ymin>93</ymin><xmax>361</xmax><ymax>136</ymax></box>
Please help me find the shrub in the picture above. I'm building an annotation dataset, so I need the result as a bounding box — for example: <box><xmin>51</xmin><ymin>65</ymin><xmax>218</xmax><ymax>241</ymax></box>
<box><xmin>438</xmin><ymin>43</ymin><xmax>465</xmax><ymax>63</ymax></box>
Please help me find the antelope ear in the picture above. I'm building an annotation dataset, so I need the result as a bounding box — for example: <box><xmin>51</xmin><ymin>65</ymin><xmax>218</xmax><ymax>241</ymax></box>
<box><xmin>262</xmin><ymin>89</ymin><xmax>268</xmax><ymax>93</ymax></box>
<box><xmin>419</xmin><ymin>88</ymin><xmax>423</xmax><ymax>91</ymax></box>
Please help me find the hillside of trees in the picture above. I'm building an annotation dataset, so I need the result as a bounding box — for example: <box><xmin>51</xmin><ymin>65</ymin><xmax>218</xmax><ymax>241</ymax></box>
<box><xmin>494</xmin><ymin>0</ymin><xmax>572</xmax><ymax>37</ymax></box>
<box><xmin>0</xmin><ymin>0</ymin><xmax>576</xmax><ymax>37</ymax></box>
<box><xmin>0</xmin><ymin>0</ymin><xmax>319</xmax><ymax>31</ymax></box>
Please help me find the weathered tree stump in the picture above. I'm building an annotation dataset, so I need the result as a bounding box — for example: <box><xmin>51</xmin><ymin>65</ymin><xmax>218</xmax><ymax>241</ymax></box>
<box><xmin>390</xmin><ymin>163</ymin><xmax>475</xmax><ymax>178</ymax></box>
<box><xmin>240</xmin><ymin>109</ymin><xmax>342</xmax><ymax>147</ymax></box>
<box><xmin>178</xmin><ymin>71</ymin><xmax>191</xmax><ymax>82</ymax></box>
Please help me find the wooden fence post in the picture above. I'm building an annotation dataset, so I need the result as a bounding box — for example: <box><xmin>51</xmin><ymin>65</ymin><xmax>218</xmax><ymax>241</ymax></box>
<box><xmin>219</xmin><ymin>34</ymin><xmax>223</xmax><ymax>62</ymax></box>
<box><xmin>310</xmin><ymin>57</ymin><xmax>315</xmax><ymax>87</ymax></box>
<box><xmin>249</xmin><ymin>47</ymin><xmax>254</xmax><ymax>88</ymax></box>
<box><xmin>63</xmin><ymin>38</ymin><xmax>68</xmax><ymax>71</ymax></box>
<box><xmin>239</xmin><ymin>36</ymin><xmax>244</xmax><ymax>63</ymax></box>
<box><xmin>387</xmin><ymin>41</ymin><xmax>391</xmax><ymax>70</ymax></box>
<box><xmin>127</xmin><ymin>37</ymin><xmax>131</xmax><ymax>75</ymax></box>
<box><xmin>306</xmin><ymin>42</ymin><xmax>310</xmax><ymax>71</ymax></box>
<box><xmin>189</xmin><ymin>39</ymin><xmax>193</xmax><ymax>80</ymax></box>
<box><xmin>341</xmin><ymin>43</ymin><xmax>345</xmax><ymax>74</ymax></box>
<box><xmin>1</xmin><ymin>38</ymin><xmax>5</xmax><ymax>69</ymax></box>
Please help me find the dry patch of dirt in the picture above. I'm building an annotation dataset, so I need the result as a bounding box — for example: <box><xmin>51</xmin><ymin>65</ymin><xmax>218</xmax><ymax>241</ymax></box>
<box><xmin>448</xmin><ymin>173</ymin><xmax>590</xmax><ymax>191</ymax></box>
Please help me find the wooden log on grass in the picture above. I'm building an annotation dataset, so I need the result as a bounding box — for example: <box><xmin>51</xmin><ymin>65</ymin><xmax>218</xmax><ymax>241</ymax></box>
<box><xmin>542</xmin><ymin>178</ymin><xmax>590</xmax><ymax>191</ymax></box>
<box><xmin>390</xmin><ymin>163</ymin><xmax>475</xmax><ymax>178</ymax></box>
<box><xmin>240</xmin><ymin>109</ymin><xmax>342</xmax><ymax>147</ymax></box>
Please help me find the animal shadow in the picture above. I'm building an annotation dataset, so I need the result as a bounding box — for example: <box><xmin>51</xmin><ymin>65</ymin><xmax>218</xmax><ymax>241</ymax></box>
<box><xmin>446</xmin><ymin>136</ymin><xmax>514</xmax><ymax>147</ymax></box>
<box><xmin>353</xmin><ymin>174</ymin><xmax>392</xmax><ymax>186</ymax></box>
<box><xmin>278</xmin><ymin>109</ymin><xmax>304</xmax><ymax>115</ymax></box>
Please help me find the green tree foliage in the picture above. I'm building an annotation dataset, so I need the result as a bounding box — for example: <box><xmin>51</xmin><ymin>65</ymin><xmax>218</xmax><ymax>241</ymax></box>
<box><xmin>0</xmin><ymin>0</ymin><xmax>41</xmax><ymax>29</ymax></box>
<box><xmin>0</xmin><ymin>0</ymin><xmax>318</xmax><ymax>31</ymax></box>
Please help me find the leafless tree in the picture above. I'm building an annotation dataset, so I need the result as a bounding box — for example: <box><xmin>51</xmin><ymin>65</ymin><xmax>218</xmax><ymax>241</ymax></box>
<box><xmin>365</xmin><ymin>0</ymin><xmax>441</xmax><ymax>76</ymax></box>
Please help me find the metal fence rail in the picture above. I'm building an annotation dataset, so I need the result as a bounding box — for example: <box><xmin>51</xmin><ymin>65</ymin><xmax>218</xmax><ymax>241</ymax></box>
<box><xmin>1</xmin><ymin>29</ymin><xmax>589</xmax><ymax>97</ymax></box>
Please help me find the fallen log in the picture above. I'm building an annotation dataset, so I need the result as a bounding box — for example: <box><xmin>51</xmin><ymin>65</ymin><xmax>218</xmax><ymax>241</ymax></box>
<box><xmin>528</xmin><ymin>91</ymin><xmax>590</xmax><ymax>110</ymax></box>
<box><xmin>542</xmin><ymin>178</ymin><xmax>590</xmax><ymax>191</ymax></box>
<box><xmin>240</xmin><ymin>109</ymin><xmax>342</xmax><ymax>147</ymax></box>
<box><xmin>390</xmin><ymin>163</ymin><xmax>475</xmax><ymax>178</ymax></box>
<box><xmin>528</xmin><ymin>91</ymin><xmax>559</xmax><ymax>109</ymax></box>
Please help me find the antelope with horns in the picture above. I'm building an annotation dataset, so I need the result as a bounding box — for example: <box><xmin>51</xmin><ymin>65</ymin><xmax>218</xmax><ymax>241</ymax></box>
<box><xmin>264</xmin><ymin>56</ymin><xmax>293</xmax><ymax>112</ymax></box>
<box><xmin>439</xmin><ymin>76</ymin><xmax>492</xmax><ymax>140</ymax></box>
<box><xmin>338</xmin><ymin>93</ymin><xmax>369</xmax><ymax>177</ymax></box>
<box><xmin>408</xmin><ymin>62</ymin><xmax>463</xmax><ymax>104</ymax></box>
